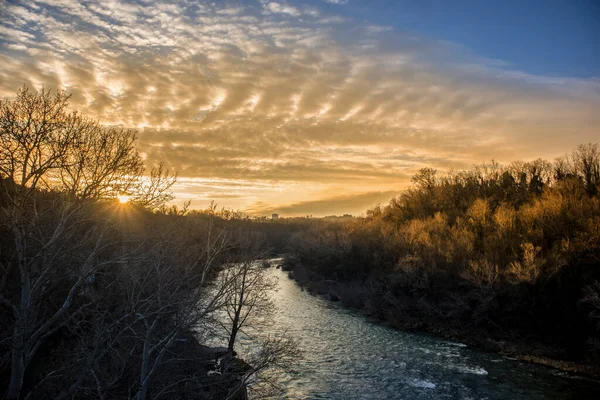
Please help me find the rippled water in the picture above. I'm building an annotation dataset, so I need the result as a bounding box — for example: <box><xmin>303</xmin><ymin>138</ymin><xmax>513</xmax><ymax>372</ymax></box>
<box><xmin>238</xmin><ymin>264</ymin><xmax>600</xmax><ymax>399</ymax></box>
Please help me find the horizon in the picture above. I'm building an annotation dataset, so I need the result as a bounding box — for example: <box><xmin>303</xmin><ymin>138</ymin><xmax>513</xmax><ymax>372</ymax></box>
<box><xmin>1</xmin><ymin>0</ymin><xmax>599</xmax><ymax>217</ymax></box>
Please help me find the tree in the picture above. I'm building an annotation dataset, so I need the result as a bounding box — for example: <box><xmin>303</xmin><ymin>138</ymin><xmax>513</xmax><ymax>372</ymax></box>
<box><xmin>1</xmin><ymin>87</ymin><xmax>77</xmax><ymax>203</ymax></box>
<box><xmin>57</xmin><ymin>120</ymin><xmax>144</xmax><ymax>200</ymax></box>
<box><xmin>223</xmin><ymin>335</ymin><xmax>298</xmax><ymax>400</ymax></box>
<box><xmin>218</xmin><ymin>252</ymin><xmax>300</xmax><ymax>400</ymax></box>
<box><xmin>28</xmin><ymin>216</ymin><xmax>239</xmax><ymax>400</ymax></box>
<box><xmin>126</xmin><ymin>222</ymin><xmax>236</xmax><ymax>400</ymax></box>
<box><xmin>221</xmin><ymin>241</ymin><xmax>276</xmax><ymax>352</ymax></box>
<box><xmin>132</xmin><ymin>162</ymin><xmax>177</xmax><ymax>212</ymax></box>
<box><xmin>411</xmin><ymin>167</ymin><xmax>437</xmax><ymax>192</ymax></box>
<box><xmin>0</xmin><ymin>87</ymin><xmax>173</xmax><ymax>399</ymax></box>
<box><xmin>572</xmin><ymin>143</ymin><xmax>600</xmax><ymax>195</ymax></box>
<box><xmin>0</xmin><ymin>193</ymin><xmax>128</xmax><ymax>399</ymax></box>
<box><xmin>0</xmin><ymin>86</ymin><xmax>145</xmax><ymax>202</ymax></box>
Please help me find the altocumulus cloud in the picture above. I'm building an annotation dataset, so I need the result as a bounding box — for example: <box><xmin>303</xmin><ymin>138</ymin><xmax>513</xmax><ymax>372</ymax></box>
<box><xmin>1</xmin><ymin>0</ymin><xmax>599</xmax><ymax>216</ymax></box>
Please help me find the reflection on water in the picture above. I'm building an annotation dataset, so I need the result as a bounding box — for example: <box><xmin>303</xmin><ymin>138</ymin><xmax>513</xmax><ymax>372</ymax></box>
<box><xmin>237</xmin><ymin>262</ymin><xmax>600</xmax><ymax>399</ymax></box>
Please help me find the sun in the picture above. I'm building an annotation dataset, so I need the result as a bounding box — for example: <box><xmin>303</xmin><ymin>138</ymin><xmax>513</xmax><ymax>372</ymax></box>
<box><xmin>117</xmin><ymin>195</ymin><xmax>131</xmax><ymax>204</ymax></box>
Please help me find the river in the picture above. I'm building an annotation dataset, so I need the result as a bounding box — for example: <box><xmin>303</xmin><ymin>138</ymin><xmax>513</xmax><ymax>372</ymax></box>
<box><xmin>235</xmin><ymin>263</ymin><xmax>600</xmax><ymax>399</ymax></box>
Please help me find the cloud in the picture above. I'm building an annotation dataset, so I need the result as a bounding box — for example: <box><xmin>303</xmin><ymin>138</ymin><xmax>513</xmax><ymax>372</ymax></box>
<box><xmin>245</xmin><ymin>190</ymin><xmax>398</xmax><ymax>216</ymax></box>
<box><xmin>263</xmin><ymin>2</ymin><xmax>302</xmax><ymax>16</ymax></box>
<box><xmin>0</xmin><ymin>0</ymin><xmax>599</xmax><ymax>215</ymax></box>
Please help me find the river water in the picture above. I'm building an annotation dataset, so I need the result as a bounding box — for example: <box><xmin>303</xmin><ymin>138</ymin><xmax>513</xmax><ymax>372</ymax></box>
<box><xmin>236</xmin><ymin>264</ymin><xmax>600</xmax><ymax>399</ymax></box>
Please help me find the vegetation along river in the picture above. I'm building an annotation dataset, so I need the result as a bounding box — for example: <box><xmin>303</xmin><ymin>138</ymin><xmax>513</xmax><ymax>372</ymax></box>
<box><xmin>237</xmin><ymin>263</ymin><xmax>600</xmax><ymax>399</ymax></box>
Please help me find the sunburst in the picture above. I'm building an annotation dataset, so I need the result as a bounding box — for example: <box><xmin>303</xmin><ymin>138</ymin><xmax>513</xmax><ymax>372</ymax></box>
<box><xmin>117</xmin><ymin>195</ymin><xmax>131</xmax><ymax>204</ymax></box>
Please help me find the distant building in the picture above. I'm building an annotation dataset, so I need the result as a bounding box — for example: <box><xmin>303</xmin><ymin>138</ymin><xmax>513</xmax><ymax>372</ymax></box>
<box><xmin>272</xmin><ymin>213</ymin><xmax>279</xmax><ymax>220</ymax></box>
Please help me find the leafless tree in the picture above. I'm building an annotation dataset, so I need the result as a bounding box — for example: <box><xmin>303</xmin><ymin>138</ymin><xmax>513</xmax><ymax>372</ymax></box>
<box><xmin>0</xmin><ymin>87</ymin><xmax>77</xmax><ymax>203</ymax></box>
<box><xmin>129</xmin><ymin>223</ymin><xmax>237</xmax><ymax>400</ymax></box>
<box><xmin>0</xmin><ymin>86</ymin><xmax>145</xmax><ymax>202</ymax></box>
<box><xmin>219</xmin><ymin>243</ymin><xmax>276</xmax><ymax>353</ymax></box>
<box><xmin>215</xmin><ymin>248</ymin><xmax>300</xmax><ymax>400</ymax></box>
<box><xmin>132</xmin><ymin>162</ymin><xmax>178</xmax><ymax>212</ymax></box>
<box><xmin>0</xmin><ymin>87</ymin><xmax>176</xmax><ymax>399</ymax></box>
<box><xmin>224</xmin><ymin>335</ymin><xmax>299</xmax><ymax>400</ymax></box>
<box><xmin>572</xmin><ymin>143</ymin><xmax>600</xmax><ymax>195</ymax></box>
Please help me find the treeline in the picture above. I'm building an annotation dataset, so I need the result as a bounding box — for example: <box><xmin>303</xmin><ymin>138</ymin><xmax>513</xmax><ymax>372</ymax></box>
<box><xmin>284</xmin><ymin>144</ymin><xmax>600</xmax><ymax>370</ymax></box>
<box><xmin>0</xmin><ymin>88</ymin><xmax>293</xmax><ymax>400</ymax></box>
<box><xmin>178</xmin><ymin>201</ymin><xmax>317</xmax><ymax>255</ymax></box>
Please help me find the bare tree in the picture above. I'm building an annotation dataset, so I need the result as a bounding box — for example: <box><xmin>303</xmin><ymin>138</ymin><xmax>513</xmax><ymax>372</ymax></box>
<box><xmin>221</xmin><ymin>252</ymin><xmax>276</xmax><ymax>353</ymax></box>
<box><xmin>0</xmin><ymin>87</ymin><xmax>160</xmax><ymax>399</ymax></box>
<box><xmin>572</xmin><ymin>143</ymin><xmax>600</xmax><ymax>195</ymax></box>
<box><xmin>0</xmin><ymin>87</ymin><xmax>77</xmax><ymax>203</ymax></box>
<box><xmin>0</xmin><ymin>200</ymin><xmax>128</xmax><ymax>399</ymax></box>
<box><xmin>132</xmin><ymin>162</ymin><xmax>178</xmax><ymax>212</ymax></box>
<box><xmin>216</xmin><ymin>250</ymin><xmax>300</xmax><ymax>400</ymax></box>
<box><xmin>28</xmin><ymin>216</ymin><xmax>240</xmax><ymax>400</ymax></box>
<box><xmin>224</xmin><ymin>335</ymin><xmax>299</xmax><ymax>400</ymax></box>
<box><xmin>129</xmin><ymin>224</ymin><xmax>236</xmax><ymax>400</ymax></box>
<box><xmin>411</xmin><ymin>167</ymin><xmax>437</xmax><ymax>192</ymax></box>
<box><xmin>58</xmin><ymin>122</ymin><xmax>144</xmax><ymax>200</ymax></box>
<box><xmin>0</xmin><ymin>86</ymin><xmax>145</xmax><ymax>202</ymax></box>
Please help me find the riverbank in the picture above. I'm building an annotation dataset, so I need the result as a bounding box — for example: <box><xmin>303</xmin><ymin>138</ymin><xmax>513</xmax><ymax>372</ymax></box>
<box><xmin>168</xmin><ymin>333</ymin><xmax>251</xmax><ymax>400</ymax></box>
<box><xmin>280</xmin><ymin>260</ymin><xmax>600</xmax><ymax>381</ymax></box>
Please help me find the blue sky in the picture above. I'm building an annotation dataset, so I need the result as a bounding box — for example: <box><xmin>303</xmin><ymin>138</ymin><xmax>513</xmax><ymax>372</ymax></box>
<box><xmin>0</xmin><ymin>0</ymin><xmax>599</xmax><ymax>215</ymax></box>
<box><xmin>317</xmin><ymin>0</ymin><xmax>600</xmax><ymax>77</ymax></box>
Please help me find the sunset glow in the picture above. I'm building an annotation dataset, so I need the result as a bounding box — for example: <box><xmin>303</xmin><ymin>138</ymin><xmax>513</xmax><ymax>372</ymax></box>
<box><xmin>118</xmin><ymin>195</ymin><xmax>130</xmax><ymax>204</ymax></box>
<box><xmin>0</xmin><ymin>0</ymin><xmax>598</xmax><ymax>216</ymax></box>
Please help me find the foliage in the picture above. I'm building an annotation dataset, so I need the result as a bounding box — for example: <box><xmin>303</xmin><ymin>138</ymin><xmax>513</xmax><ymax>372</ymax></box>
<box><xmin>284</xmin><ymin>143</ymin><xmax>600</xmax><ymax>365</ymax></box>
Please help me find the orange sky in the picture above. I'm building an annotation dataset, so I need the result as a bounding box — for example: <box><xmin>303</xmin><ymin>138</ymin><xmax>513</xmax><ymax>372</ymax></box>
<box><xmin>1</xmin><ymin>1</ymin><xmax>599</xmax><ymax>216</ymax></box>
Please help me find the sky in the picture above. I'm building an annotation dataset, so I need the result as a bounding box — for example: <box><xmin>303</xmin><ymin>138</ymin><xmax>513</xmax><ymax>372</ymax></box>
<box><xmin>0</xmin><ymin>0</ymin><xmax>599</xmax><ymax>216</ymax></box>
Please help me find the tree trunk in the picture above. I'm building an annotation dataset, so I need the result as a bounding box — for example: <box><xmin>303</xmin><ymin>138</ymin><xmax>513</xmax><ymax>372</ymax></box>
<box><xmin>7</xmin><ymin>321</ymin><xmax>25</xmax><ymax>399</ymax></box>
<box><xmin>227</xmin><ymin>323</ymin><xmax>239</xmax><ymax>352</ymax></box>
<box><xmin>228</xmin><ymin>266</ymin><xmax>247</xmax><ymax>352</ymax></box>
<box><xmin>136</xmin><ymin>321</ymin><xmax>155</xmax><ymax>400</ymax></box>
<box><xmin>8</xmin><ymin>233</ymin><xmax>29</xmax><ymax>400</ymax></box>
